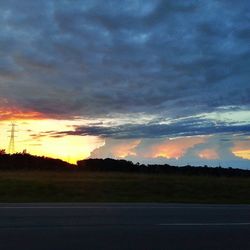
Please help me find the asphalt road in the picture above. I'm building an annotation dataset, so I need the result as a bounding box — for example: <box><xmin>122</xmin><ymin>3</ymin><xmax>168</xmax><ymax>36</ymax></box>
<box><xmin>0</xmin><ymin>203</ymin><xmax>250</xmax><ymax>250</ymax></box>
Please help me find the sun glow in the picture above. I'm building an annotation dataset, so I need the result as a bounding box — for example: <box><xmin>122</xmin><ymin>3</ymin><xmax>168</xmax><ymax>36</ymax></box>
<box><xmin>0</xmin><ymin>112</ymin><xmax>104</xmax><ymax>164</ymax></box>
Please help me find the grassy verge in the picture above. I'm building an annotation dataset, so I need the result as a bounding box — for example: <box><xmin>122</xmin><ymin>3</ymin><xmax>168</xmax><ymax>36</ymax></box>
<box><xmin>0</xmin><ymin>171</ymin><xmax>249</xmax><ymax>203</ymax></box>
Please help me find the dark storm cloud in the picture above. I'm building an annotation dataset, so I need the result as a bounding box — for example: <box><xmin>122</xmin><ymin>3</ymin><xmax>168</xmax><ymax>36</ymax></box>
<box><xmin>0</xmin><ymin>0</ymin><xmax>250</xmax><ymax>120</ymax></box>
<box><xmin>43</xmin><ymin>117</ymin><xmax>250</xmax><ymax>139</ymax></box>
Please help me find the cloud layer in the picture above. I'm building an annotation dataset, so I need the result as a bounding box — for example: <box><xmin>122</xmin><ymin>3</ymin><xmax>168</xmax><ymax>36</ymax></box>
<box><xmin>0</xmin><ymin>0</ymin><xmax>249</xmax><ymax>119</ymax></box>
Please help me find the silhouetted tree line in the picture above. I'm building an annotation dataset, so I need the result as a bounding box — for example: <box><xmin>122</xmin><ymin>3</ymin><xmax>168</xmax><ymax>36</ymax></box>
<box><xmin>0</xmin><ymin>153</ymin><xmax>250</xmax><ymax>177</ymax></box>
<box><xmin>77</xmin><ymin>158</ymin><xmax>250</xmax><ymax>177</ymax></box>
<box><xmin>0</xmin><ymin>153</ymin><xmax>74</xmax><ymax>171</ymax></box>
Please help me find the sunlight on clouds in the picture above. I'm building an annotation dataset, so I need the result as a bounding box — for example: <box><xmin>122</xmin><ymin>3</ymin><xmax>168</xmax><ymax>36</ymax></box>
<box><xmin>1</xmin><ymin>105</ymin><xmax>250</xmax><ymax>166</ymax></box>
<box><xmin>90</xmin><ymin>139</ymin><xmax>141</xmax><ymax>159</ymax></box>
<box><xmin>233</xmin><ymin>150</ymin><xmax>250</xmax><ymax>160</ymax></box>
<box><xmin>147</xmin><ymin>137</ymin><xmax>207</xmax><ymax>160</ymax></box>
<box><xmin>0</xmin><ymin>107</ymin><xmax>46</xmax><ymax>120</ymax></box>
<box><xmin>0</xmin><ymin>107</ymin><xmax>149</xmax><ymax>163</ymax></box>
<box><xmin>232</xmin><ymin>140</ymin><xmax>250</xmax><ymax>160</ymax></box>
<box><xmin>198</xmin><ymin>148</ymin><xmax>219</xmax><ymax>160</ymax></box>
<box><xmin>111</xmin><ymin>140</ymin><xmax>141</xmax><ymax>158</ymax></box>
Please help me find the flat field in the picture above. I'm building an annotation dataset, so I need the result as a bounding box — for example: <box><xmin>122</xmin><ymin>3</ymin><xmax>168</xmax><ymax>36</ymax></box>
<box><xmin>0</xmin><ymin>171</ymin><xmax>249</xmax><ymax>203</ymax></box>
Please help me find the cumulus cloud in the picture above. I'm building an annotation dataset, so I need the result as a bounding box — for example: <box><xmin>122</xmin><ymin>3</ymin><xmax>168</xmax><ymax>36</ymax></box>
<box><xmin>231</xmin><ymin>139</ymin><xmax>250</xmax><ymax>160</ymax></box>
<box><xmin>88</xmin><ymin>134</ymin><xmax>250</xmax><ymax>168</ymax></box>
<box><xmin>90</xmin><ymin>138</ymin><xmax>141</xmax><ymax>158</ymax></box>
<box><xmin>140</xmin><ymin>137</ymin><xmax>207</xmax><ymax>159</ymax></box>
<box><xmin>197</xmin><ymin>148</ymin><xmax>219</xmax><ymax>160</ymax></box>
<box><xmin>90</xmin><ymin>136</ymin><xmax>207</xmax><ymax>160</ymax></box>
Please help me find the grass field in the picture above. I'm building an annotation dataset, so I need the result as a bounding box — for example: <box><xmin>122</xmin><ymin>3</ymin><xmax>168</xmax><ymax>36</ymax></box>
<box><xmin>0</xmin><ymin>171</ymin><xmax>250</xmax><ymax>203</ymax></box>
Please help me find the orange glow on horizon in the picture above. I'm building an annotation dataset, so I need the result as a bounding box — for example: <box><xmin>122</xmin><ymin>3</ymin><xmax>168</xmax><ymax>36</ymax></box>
<box><xmin>2</xmin><ymin>105</ymin><xmax>245</xmax><ymax>164</ymax></box>
<box><xmin>0</xmin><ymin>118</ymin><xmax>104</xmax><ymax>164</ymax></box>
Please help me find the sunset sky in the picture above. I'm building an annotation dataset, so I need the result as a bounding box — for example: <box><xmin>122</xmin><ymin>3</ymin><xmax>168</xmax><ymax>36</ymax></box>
<box><xmin>0</xmin><ymin>0</ymin><xmax>250</xmax><ymax>168</ymax></box>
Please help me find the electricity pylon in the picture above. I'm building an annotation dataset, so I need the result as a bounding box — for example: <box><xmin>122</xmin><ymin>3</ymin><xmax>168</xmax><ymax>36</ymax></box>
<box><xmin>8</xmin><ymin>123</ymin><xmax>16</xmax><ymax>154</ymax></box>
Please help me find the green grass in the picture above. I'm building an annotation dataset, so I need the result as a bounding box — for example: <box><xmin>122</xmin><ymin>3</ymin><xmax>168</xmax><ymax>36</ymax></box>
<box><xmin>0</xmin><ymin>171</ymin><xmax>250</xmax><ymax>203</ymax></box>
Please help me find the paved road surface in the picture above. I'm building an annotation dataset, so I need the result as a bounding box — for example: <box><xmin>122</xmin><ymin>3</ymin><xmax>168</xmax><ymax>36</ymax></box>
<box><xmin>0</xmin><ymin>203</ymin><xmax>249</xmax><ymax>250</ymax></box>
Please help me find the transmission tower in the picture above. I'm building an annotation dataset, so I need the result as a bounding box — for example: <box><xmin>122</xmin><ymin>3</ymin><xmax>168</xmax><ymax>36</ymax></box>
<box><xmin>8</xmin><ymin>123</ymin><xmax>16</xmax><ymax>154</ymax></box>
